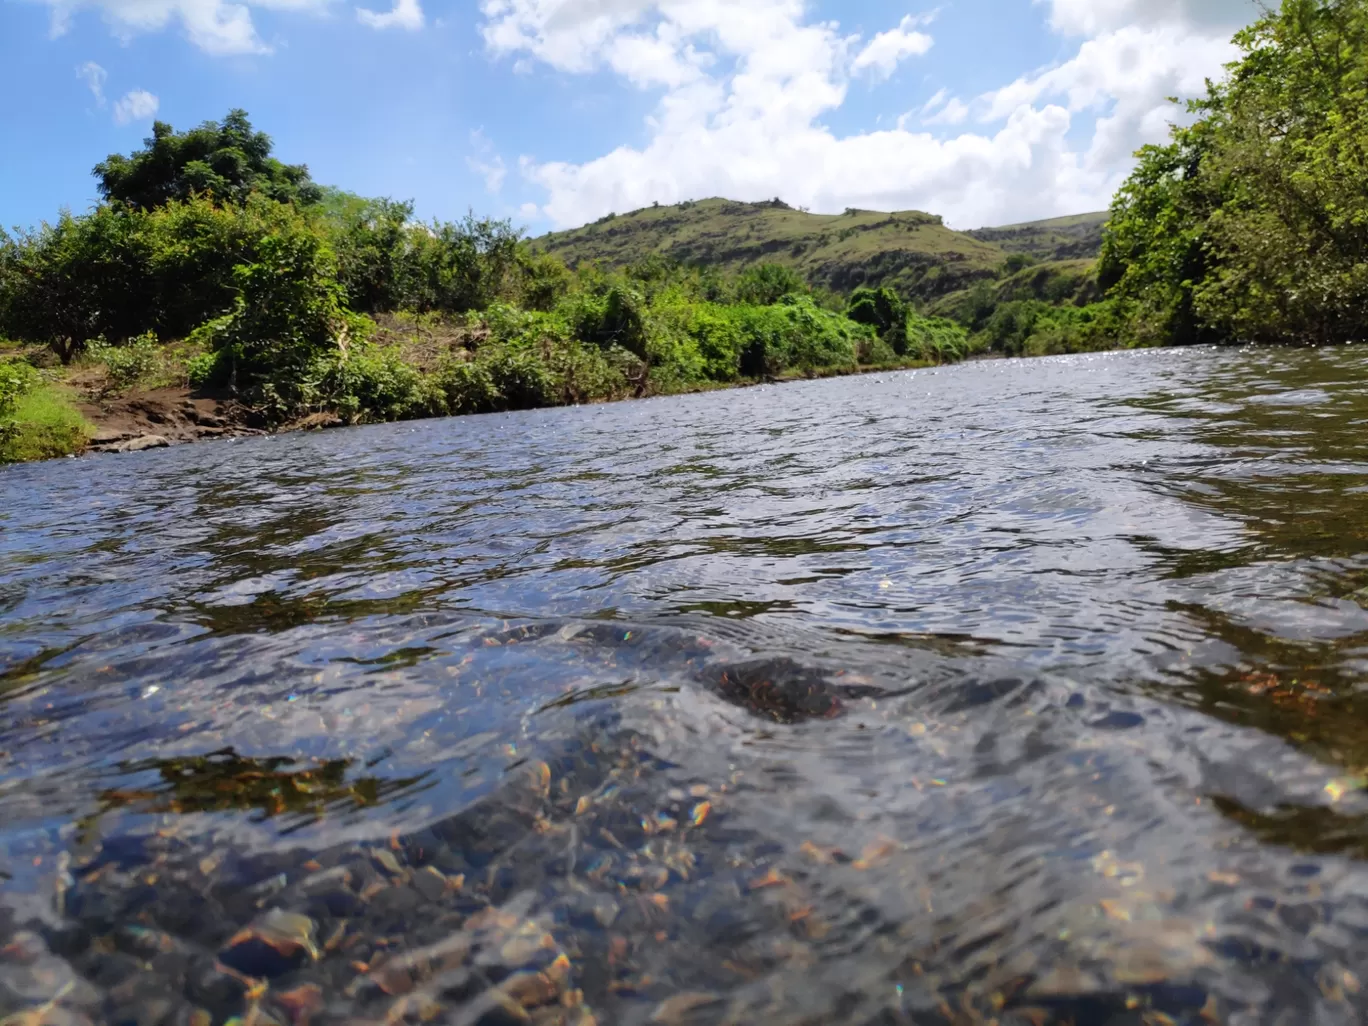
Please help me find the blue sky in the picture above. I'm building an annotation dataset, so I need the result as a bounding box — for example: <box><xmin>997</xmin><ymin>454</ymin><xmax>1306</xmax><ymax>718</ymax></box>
<box><xmin>1</xmin><ymin>0</ymin><xmax>1259</xmax><ymax>234</ymax></box>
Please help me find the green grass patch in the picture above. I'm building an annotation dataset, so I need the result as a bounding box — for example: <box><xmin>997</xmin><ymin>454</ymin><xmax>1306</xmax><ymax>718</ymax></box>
<box><xmin>0</xmin><ymin>375</ymin><xmax>93</xmax><ymax>463</ymax></box>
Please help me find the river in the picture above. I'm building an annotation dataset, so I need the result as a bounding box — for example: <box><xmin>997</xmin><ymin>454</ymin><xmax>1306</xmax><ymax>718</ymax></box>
<box><xmin>4</xmin><ymin>345</ymin><xmax>1368</xmax><ymax>1025</ymax></box>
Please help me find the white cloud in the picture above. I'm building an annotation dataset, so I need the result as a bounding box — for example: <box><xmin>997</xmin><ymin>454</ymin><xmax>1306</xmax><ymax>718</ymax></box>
<box><xmin>482</xmin><ymin>0</ymin><xmax>1257</xmax><ymax>230</ymax></box>
<box><xmin>1043</xmin><ymin>0</ymin><xmax>1256</xmax><ymax>36</ymax></box>
<box><xmin>851</xmin><ymin>14</ymin><xmax>933</xmax><ymax>80</ymax></box>
<box><xmin>44</xmin><ymin>0</ymin><xmax>339</xmax><ymax>55</ymax></box>
<box><xmin>983</xmin><ymin>22</ymin><xmax>1240</xmax><ymax>169</ymax></box>
<box><xmin>910</xmin><ymin>87</ymin><xmax>969</xmax><ymax>127</ymax></box>
<box><xmin>76</xmin><ymin>61</ymin><xmax>107</xmax><ymax>107</ymax></box>
<box><xmin>357</xmin><ymin>0</ymin><xmax>422</xmax><ymax>30</ymax></box>
<box><xmin>467</xmin><ymin>129</ymin><xmax>508</xmax><ymax>194</ymax></box>
<box><xmin>112</xmin><ymin>89</ymin><xmax>160</xmax><ymax>125</ymax></box>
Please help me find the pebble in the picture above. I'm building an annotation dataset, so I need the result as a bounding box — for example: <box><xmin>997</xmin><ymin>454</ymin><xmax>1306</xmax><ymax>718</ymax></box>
<box><xmin>413</xmin><ymin>866</ymin><xmax>452</xmax><ymax>902</ymax></box>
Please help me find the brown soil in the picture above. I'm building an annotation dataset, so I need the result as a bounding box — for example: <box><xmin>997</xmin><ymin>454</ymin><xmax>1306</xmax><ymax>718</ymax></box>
<box><xmin>77</xmin><ymin>386</ymin><xmax>264</xmax><ymax>452</ymax></box>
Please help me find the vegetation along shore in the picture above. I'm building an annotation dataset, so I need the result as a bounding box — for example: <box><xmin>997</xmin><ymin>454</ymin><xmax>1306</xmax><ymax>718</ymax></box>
<box><xmin>2</xmin><ymin>0</ymin><xmax>1365</xmax><ymax>464</ymax></box>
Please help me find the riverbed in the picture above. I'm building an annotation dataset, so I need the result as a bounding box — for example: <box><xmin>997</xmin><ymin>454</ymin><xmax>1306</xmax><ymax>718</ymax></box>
<box><xmin>4</xmin><ymin>345</ymin><xmax>1368</xmax><ymax>1025</ymax></box>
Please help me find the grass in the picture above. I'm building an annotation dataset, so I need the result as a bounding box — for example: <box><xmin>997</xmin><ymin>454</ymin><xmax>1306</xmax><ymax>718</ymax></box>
<box><xmin>534</xmin><ymin>199</ymin><xmax>1110</xmax><ymax>303</ymax></box>
<box><xmin>965</xmin><ymin>212</ymin><xmax>1109</xmax><ymax>261</ymax></box>
<box><xmin>0</xmin><ymin>377</ymin><xmax>93</xmax><ymax>463</ymax></box>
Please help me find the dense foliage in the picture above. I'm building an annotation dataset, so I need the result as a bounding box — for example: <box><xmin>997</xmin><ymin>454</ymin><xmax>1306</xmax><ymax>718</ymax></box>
<box><xmin>95</xmin><ymin>110</ymin><xmax>321</xmax><ymax>211</ymax></box>
<box><xmin>1101</xmin><ymin>0</ymin><xmax>1368</xmax><ymax>345</ymax></box>
<box><xmin>1</xmin><ymin>113</ymin><xmax>982</xmax><ymax>440</ymax></box>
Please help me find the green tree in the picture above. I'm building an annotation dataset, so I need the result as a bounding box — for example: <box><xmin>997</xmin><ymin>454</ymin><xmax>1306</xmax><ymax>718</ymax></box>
<box><xmin>0</xmin><ymin>208</ymin><xmax>155</xmax><ymax>363</ymax></box>
<box><xmin>94</xmin><ymin>110</ymin><xmax>322</xmax><ymax>211</ymax></box>
<box><xmin>846</xmin><ymin>285</ymin><xmax>909</xmax><ymax>353</ymax></box>
<box><xmin>733</xmin><ymin>263</ymin><xmax>807</xmax><ymax>305</ymax></box>
<box><xmin>1103</xmin><ymin>0</ymin><xmax>1368</xmax><ymax>345</ymax></box>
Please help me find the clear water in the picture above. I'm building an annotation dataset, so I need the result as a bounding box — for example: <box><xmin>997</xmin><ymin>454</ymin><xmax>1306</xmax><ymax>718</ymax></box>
<box><xmin>5</xmin><ymin>346</ymin><xmax>1368</xmax><ymax>1025</ymax></box>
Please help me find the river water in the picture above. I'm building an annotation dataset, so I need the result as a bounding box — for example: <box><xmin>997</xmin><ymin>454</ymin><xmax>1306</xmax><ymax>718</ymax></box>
<box><xmin>4</xmin><ymin>346</ymin><xmax>1368</xmax><ymax>1025</ymax></box>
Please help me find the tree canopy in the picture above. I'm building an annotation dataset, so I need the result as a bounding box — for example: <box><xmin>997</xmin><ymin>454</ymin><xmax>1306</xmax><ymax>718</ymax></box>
<box><xmin>94</xmin><ymin>110</ymin><xmax>322</xmax><ymax>211</ymax></box>
<box><xmin>1102</xmin><ymin>0</ymin><xmax>1368</xmax><ymax>346</ymax></box>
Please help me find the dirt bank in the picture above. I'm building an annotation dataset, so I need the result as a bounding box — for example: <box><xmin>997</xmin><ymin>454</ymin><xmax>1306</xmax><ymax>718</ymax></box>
<box><xmin>78</xmin><ymin>387</ymin><xmax>265</xmax><ymax>453</ymax></box>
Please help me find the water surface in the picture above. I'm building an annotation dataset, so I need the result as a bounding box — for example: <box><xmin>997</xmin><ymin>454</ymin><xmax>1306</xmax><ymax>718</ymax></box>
<box><xmin>5</xmin><ymin>346</ymin><xmax>1368</xmax><ymax>1025</ymax></box>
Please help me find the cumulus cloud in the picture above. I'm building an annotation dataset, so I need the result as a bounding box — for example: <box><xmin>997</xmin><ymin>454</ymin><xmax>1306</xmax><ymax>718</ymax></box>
<box><xmin>851</xmin><ymin>14</ymin><xmax>933</xmax><ymax>80</ymax></box>
<box><xmin>43</xmin><ymin>0</ymin><xmax>340</xmax><ymax>55</ymax></box>
<box><xmin>483</xmin><ymin>0</ymin><xmax>1257</xmax><ymax>230</ymax></box>
<box><xmin>982</xmin><ymin>23</ymin><xmax>1239</xmax><ymax>167</ymax></box>
<box><xmin>112</xmin><ymin>89</ymin><xmax>160</xmax><ymax>125</ymax></box>
<box><xmin>357</xmin><ymin>0</ymin><xmax>422</xmax><ymax>30</ymax></box>
<box><xmin>76</xmin><ymin>61</ymin><xmax>107</xmax><ymax>106</ymax></box>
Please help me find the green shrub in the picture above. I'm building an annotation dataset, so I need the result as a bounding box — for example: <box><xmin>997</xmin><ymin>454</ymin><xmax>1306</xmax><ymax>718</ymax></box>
<box><xmin>324</xmin><ymin>345</ymin><xmax>435</xmax><ymax>423</ymax></box>
<box><xmin>733</xmin><ymin>263</ymin><xmax>807</xmax><ymax>306</ymax></box>
<box><xmin>433</xmin><ymin>359</ymin><xmax>500</xmax><ymax>415</ymax></box>
<box><xmin>858</xmin><ymin>334</ymin><xmax>900</xmax><ymax>366</ymax></box>
<box><xmin>0</xmin><ymin>360</ymin><xmax>36</xmax><ymax>421</ymax></box>
<box><xmin>196</xmin><ymin>226</ymin><xmax>354</xmax><ymax>421</ymax></box>
<box><xmin>480</xmin><ymin>346</ymin><xmax>558</xmax><ymax>410</ymax></box>
<box><xmin>847</xmin><ymin>286</ymin><xmax>909</xmax><ymax>352</ymax></box>
<box><xmin>87</xmin><ymin>332</ymin><xmax>161</xmax><ymax>393</ymax></box>
<box><xmin>186</xmin><ymin>349</ymin><xmax>227</xmax><ymax>389</ymax></box>
<box><xmin>679</xmin><ymin>305</ymin><xmax>745</xmax><ymax>381</ymax></box>
<box><xmin>905</xmin><ymin>315</ymin><xmax>971</xmax><ymax>363</ymax></box>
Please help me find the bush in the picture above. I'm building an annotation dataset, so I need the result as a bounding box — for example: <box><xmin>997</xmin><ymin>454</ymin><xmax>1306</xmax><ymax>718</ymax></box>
<box><xmin>324</xmin><ymin>345</ymin><xmax>435</xmax><ymax>424</ymax></box>
<box><xmin>733</xmin><ymin>263</ymin><xmax>807</xmax><ymax>306</ymax></box>
<box><xmin>847</xmin><ymin>286</ymin><xmax>909</xmax><ymax>352</ymax></box>
<box><xmin>87</xmin><ymin>332</ymin><xmax>160</xmax><ymax>393</ymax></box>
<box><xmin>433</xmin><ymin>359</ymin><xmax>501</xmax><ymax>415</ymax></box>
<box><xmin>196</xmin><ymin>225</ymin><xmax>353</xmax><ymax>421</ymax></box>
<box><xmin>480</xmin><ymin>346</ymin><xmax>559</xmax><ymax>410</ymax></box>
<box><xmin>0</xmin><ymin>360</ymin><xmax>36</xmax><ymax>420</ymax></box>
<box><xmin>727</xmin><ymin>297</ymin><xmax>862</xmax><ymax>378</ymax></box>
<box><xmin>905</xmin><ymin>315</ymin><xmax>972</xmax><ymax>363</ymax></box>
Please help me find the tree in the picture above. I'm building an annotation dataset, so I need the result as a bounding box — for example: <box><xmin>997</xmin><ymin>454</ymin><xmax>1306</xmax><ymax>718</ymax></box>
<box><xmin>733</xmin><ymin>263</ymin><xmax>806</xmax><ymax>305</ymax></box>
<box><xmin>1102</xmin><ymin>0</ymin><xmax>1368</xmax><ymax>345</ymax></box>
<box><xmin>94</xmin><ymin>110</ymin><xmax>322</xmax><ymax>211</ymax></box>
<box><xmin>846</xmin><ymin>285</ymin><xmax>909</xmax><ymax>353</ymax></box>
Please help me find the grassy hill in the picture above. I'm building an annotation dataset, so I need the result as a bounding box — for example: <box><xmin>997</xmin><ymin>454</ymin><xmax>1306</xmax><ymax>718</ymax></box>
<box><xmin>965</xmin><ymin>211</ymin><xmax>1110</xmax><ymax>263</ymax></box>
<box><xmin>534</xmin><ymin>198</ymin><xmax>1109</xmax><ymax>302</ymax></box>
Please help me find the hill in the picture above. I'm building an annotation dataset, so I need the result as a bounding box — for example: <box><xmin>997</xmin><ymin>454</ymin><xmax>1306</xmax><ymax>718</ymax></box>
<box><xmin>534</xmin><ymin>199</ymin><xmax>1109</xmax><ymax>302</ymax></box>
<box><xmin>965</xmin><ymin>211</ymin><xmax>1109</xmax><ymax>263</ymax></box>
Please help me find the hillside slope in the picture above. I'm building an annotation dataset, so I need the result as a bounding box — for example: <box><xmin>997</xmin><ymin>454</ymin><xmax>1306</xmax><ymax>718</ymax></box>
<box><xmin>534</xmin><ymin>199</ymin><xmax>1109</xmax><ymax>301</ymax></box>
<box><xmin>965</xmin><ymin>211</ymin><xmax>1109</xmax><ymax>262</ymax></box>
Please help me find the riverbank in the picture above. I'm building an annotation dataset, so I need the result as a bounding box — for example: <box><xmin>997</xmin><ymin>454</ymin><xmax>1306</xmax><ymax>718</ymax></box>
<box><xmin>1</xmin><ymin>338</ymin><xmax>945</xmax><ymax>464</ymax></box>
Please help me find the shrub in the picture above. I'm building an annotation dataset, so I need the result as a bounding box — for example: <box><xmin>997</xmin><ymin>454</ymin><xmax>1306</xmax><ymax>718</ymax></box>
<box><xmin>480</xmin><ymin>346</ymin><xmax>558</xmax><ymax>410</ymax></box>
<box><xmin>733</xmin><ymin>263</ymin><xmax>807</xmax><ymax>306</ymax></box>
<box><xmin>197</xmin><ymin>226</ymin><xmax>352</xmax><ymax>420</ymax></box>
<box><xmin>433</xmin><ymin>359</ymin><xmax>500</xmax><ymax>415</ymax></box>
<box><xmin>323</xmin><ymin>345</ymin><xmax>435</xmax><ymax>423</ymax></box>
<box><xmin>847</xmin><ymin>286</ymin><xmax>909</xmax><ymax>352</ymax></box>
<box><xmin>87</xmin><ymin>332</ymin><xmax>161</xmax><ymax>393</ymax></box>
<box><xmin>905</xmin><ymin>315</ymin><xmax>971</xmax><ymax>363</ymax></box>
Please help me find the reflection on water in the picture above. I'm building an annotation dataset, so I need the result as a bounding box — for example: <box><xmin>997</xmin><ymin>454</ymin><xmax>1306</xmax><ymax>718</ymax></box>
<box><xmin>5</xmin><ymin>346</ymin><xmax>1368</xmax><ymax>1023</ymax></box>
<box><xmin>97</xmin><ymin>750</ymin><xmax>432</xmax><ymax>823</ymax></box>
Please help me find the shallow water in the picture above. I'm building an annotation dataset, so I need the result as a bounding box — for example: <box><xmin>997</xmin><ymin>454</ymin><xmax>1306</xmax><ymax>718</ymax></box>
<box><xmin>5</xmin><ymin>346</ymin><xmax>1368</xmax><ymax>1025</ymax></box>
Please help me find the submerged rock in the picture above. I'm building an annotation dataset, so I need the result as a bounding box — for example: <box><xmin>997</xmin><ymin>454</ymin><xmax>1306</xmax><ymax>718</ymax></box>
<box><xmin>218</xmin><ymin>910</ymin><xmax>318</xmax><ymax>979</ymax></box>
<box><xmin>697</xmin><ymin>657</ymin><xmax>882</xmax><ymax>723</ymax></box>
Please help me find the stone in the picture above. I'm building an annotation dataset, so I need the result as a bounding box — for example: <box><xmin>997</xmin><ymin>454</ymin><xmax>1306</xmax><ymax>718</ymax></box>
<box><xmin>111</xmin><ymin>435</ymin><xmax>171</xmax><ymax>453</ymax></box>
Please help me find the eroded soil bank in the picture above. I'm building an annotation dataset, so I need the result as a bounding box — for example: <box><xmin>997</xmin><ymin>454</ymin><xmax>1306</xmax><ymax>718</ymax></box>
<box><xmin>77</xmin><ymin>386</ymin><xmax>265</xmax><ymax>453</ymax></box>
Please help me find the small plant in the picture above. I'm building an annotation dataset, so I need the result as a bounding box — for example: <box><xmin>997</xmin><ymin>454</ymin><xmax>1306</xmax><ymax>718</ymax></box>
<box><xmin>87</xmin><ymin>332</ymin><xmax>160</xmax><ymax>393</ymax></box>
<box><xmin>0</xmin><ymin>361</ymin><xmax>37</xmax><ymax>440</ymax></box>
